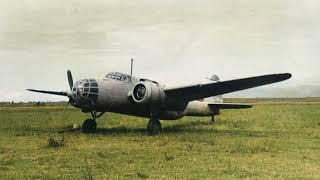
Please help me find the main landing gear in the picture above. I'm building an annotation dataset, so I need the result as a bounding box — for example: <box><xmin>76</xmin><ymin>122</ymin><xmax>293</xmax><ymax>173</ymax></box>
<box><xmin>82</xmin><ymin>110</ymin><xmax>105</xmax><ymax>133</ymax></box>
<box><xmin>147</xmin><ymin>117</ymin><xmax>162</xmax><ymax>135</ymax></box>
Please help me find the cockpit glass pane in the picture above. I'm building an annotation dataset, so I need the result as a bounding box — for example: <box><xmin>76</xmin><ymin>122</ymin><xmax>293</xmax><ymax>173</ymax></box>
<box><xmin>90</xmin><ymin>88</ymin><xmax>98</xmax><ymax>94</ymax></box>
<box><xmin>91</xmin><ymin>83</ymin><xmax>98</xmax><ymax>87</ymax></box>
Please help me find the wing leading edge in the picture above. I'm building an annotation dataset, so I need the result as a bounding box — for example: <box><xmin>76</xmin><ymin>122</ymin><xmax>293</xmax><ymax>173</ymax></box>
<box><xmin>27</xmin><ymin>89</ymin><xmax>68</xmax><ymax>96</ymax></box>
<box><xmin>164</xmin><ymin>73</ymin><xmax>292</xmax><ymax>102</ymax></box>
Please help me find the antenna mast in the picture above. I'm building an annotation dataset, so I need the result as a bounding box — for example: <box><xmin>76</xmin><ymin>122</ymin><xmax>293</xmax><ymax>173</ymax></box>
<box><xmin>130</xmin><ymin>58</ymin><xmax>133</xmax><ymax>76</ymax></box>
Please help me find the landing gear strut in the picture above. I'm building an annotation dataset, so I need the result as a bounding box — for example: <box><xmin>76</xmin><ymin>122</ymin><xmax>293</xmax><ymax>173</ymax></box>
<box><xmin>147</xmin><ymin>117</ymin><xmax>162</xmax><ymax>135</ymax></box>
<box><xmin>210</xmin><ymin>115</ymin><xmax>215</xmax><ymax>124</ymax></box>
<box><xmin>82</xmin><ymin>110</ymin><xmax>105</xmax><ymax>133</ymax></box>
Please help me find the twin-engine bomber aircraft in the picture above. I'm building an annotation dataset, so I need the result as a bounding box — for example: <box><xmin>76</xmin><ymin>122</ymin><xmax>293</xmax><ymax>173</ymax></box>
<box><xmin>28</xmin><ymin>69</ymin><xmax>292</xmax><ymax>134</ymax></box>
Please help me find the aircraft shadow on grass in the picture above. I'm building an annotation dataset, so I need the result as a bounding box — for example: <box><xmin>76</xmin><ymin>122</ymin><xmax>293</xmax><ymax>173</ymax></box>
<box><xmin>58</xmin><ymin>120</ymin><xmax>271</xmax><ymax>138</ymax></box>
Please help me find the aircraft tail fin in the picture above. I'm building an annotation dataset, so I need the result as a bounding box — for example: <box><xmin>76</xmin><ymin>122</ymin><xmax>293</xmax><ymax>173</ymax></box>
<box><xmin>205</xmin><ymin>74</ymin><xmax>223</xmax><ymax>103</ymax></box>
<box><xmin>206</xmin><ymin>74</ymin><xmax>220</xmax><ymax>82</ymax></box>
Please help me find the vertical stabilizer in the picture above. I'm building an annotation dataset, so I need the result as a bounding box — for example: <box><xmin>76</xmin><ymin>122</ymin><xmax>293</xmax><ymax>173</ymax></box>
<box><xmin>205</xmin><ymin>74</ymin><xmax>223</xmax><ymax>103</ymax></box>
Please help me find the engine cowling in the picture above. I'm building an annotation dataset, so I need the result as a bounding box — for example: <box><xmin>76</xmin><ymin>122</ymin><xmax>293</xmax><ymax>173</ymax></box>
<box><xmin>131</xmin><ymin>82</ymin><xmax>164</xmax><ymax>104</ymax></box>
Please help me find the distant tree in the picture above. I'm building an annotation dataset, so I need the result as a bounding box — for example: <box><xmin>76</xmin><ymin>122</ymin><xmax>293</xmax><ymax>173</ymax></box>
<box><xmin>35</xmin><ymin>101</ymin><xmax>46</xmax><ymax>106</ymax></box>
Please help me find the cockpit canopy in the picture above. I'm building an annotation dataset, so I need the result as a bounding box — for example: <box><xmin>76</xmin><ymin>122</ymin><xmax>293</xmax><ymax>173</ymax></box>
<box><xmin>105</xmin><ymin>72</ymin><xmax>132</xmax><ymax>83</ymax></box>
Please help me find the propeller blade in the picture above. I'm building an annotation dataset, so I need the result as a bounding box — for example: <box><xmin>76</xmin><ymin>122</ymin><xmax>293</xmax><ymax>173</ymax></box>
<box><xmin>59</xmin><ymin>100</ymin><xmax>70</xmax><ymax>121</ymax></box>
<box><xmin>67</xmin><ymin>70</ymin><xmax>74</xmax><ymax>90</ymax></box>
<box><xmin>57</xmin><ymin>101</ymin><xmax>71</xmax><ymax>133</ymax></box>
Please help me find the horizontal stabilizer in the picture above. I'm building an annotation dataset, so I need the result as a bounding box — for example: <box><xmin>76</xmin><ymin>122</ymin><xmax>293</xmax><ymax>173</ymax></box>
<box><xmin>208</xmin><ymin>103</ymin><xmax>252</xmax><ymax>109</ymax></box>
<box><xmin>27</xmin><ymin>89</ymin><xmax>68</xmax><ymax>96</ymax></box>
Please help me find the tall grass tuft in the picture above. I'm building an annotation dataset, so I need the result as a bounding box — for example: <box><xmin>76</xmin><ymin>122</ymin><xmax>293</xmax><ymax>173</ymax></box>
<box><xmin>82</xmin><ymin>157</ymin><xmax>94</xmax><ymax>180</ymax></box>
<box><xmin>83</xmin><ymin>167</ymin><xmax>94</xmax><ymax>180</ymax></box>
<box><xmin>164</xmin><ymin>152</ymin><xmax>174</xmax><ymax>161</ymax></box>
<box><xmin>137</xmin><ymin>172</ymin><xmax>149</xmax><ymax>179</ymax></box>
<box><xmin>47</xmin><ymin>135</ymin><xmax>64</xmax><ymax>148</ymax></box>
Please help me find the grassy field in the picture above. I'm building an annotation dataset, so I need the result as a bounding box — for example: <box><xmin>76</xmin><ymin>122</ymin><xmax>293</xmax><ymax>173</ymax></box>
<box><xmin>0</xmin><ymin>99</ymin><xmax>319</xmax><ymax>179</ymax></box>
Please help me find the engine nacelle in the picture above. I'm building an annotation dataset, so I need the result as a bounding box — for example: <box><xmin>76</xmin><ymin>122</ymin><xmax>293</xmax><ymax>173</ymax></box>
<box><xmin>131</xmin><ymin>82</ymin><xmax>164</xmax><ymax>104</ymax></box>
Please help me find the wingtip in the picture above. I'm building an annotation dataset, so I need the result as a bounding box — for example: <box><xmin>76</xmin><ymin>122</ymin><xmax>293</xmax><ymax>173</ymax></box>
<box><xmin>278</xmin><ymin>73</ymin><xmax>292</xmax><ymax>80</ymax></box>
<box><xmin>284</xmin><ymin>73</ymin><xmax>292</xmax><ymax>80</ymax></box>
<box><xmin>26</xmin><ymin>89</ymin><xmax>39</xmax><ymax>92</ymax></box>
<box><xmin>241</xmin><ymin>104</ymin><xmax>253</xmax><ymax>109</ymax></box>
<box><xmin>26</xmin><ymin>89</ymin><xmax>40</xmax><ymax>93</ymax></box>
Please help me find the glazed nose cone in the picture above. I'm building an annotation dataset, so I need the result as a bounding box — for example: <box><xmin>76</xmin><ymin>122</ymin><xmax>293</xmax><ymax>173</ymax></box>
<box><xmin>71</xmin><ymin>79</ymin><xmax>99</xmax><ymax>108</ymax></box>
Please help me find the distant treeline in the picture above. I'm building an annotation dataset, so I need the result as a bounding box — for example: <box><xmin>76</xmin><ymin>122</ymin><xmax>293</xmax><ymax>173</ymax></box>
<box><xmin>224</xmin><ymin>97</ymin><xmax>320</xmax><ymax>103</ymax></box>
<box><xmin>0</xmin><ymin>101</ymin><xmax>68</xmax><ymax>107</ymax></box>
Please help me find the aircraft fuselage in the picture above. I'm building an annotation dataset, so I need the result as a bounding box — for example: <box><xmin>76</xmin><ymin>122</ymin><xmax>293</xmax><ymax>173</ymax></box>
<box><xmin>71</xmin><ymin>72</ymin><xmax>217</xmax><ymax>120</ymax></box>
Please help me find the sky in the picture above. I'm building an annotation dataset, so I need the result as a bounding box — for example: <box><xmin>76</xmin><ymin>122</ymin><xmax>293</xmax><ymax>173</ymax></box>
<box><xmin>0</xmin><ymin>0</ymin><xmax>319</xmax><ymax>102</ymax></box>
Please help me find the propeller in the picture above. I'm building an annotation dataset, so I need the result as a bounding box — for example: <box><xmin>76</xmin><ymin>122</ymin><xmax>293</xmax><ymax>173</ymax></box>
<box><xmin>67</xmin><ymin>70</ymin><xmax>74</xmax><ymax>91</ymax></box>
<box><xmin>59</xmin><ymin>71</ymin><xmax>74</xmax><ymax>125</ymax></box>
<box><xmin>58</xmin><ymin>100</ymin><xmax>70</xmax><ymax>122</ymax></box>
<box><xmin>66</xmin><ymin>70</ymin><xmax>75</xmax><ymax>105</ymax></box>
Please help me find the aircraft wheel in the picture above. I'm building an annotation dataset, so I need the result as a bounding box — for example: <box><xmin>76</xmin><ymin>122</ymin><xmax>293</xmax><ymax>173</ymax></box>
<box><xmin>147</xmin><ymin>119</ymin><xmax>162</xmax><ymax>135</ymax></box>
<box><xmin>82</xmin><ymin>119</ymin><xmax>97</xmax><ymax>133</ymax></box>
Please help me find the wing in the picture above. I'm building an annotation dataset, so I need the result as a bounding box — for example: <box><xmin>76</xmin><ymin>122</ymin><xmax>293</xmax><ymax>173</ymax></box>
<box><xmin>27</xmin><ymin>89</ymin><xmax>68</xmax><ymax>96</ymax></box>
<box><xmin>164</xmin><ymin>73</ymin><xmax>292</xmax><ymax>102</ymax></box>
<box><xmin>208</xmin><ymin>103</ymin><xmax>252</xmax><ymax>109</ymax></box>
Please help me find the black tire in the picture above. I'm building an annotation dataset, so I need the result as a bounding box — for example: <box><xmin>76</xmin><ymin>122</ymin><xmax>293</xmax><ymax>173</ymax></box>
<box><xmin>147</xmin><ymin>119</ymin><xmax>162</xmax><ymax>135</ymax></box>
<box><xmin>82</xmin><ymin>119</ymin><xmax>97</xmax><ymax>133</ymax></box>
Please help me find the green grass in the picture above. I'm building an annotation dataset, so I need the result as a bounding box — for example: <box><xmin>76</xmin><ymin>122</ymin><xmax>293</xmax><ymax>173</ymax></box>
<box><xmin>0</xmin><ymin>101</ymin><xmax>319</xmax><ymax>179</ymax></box>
